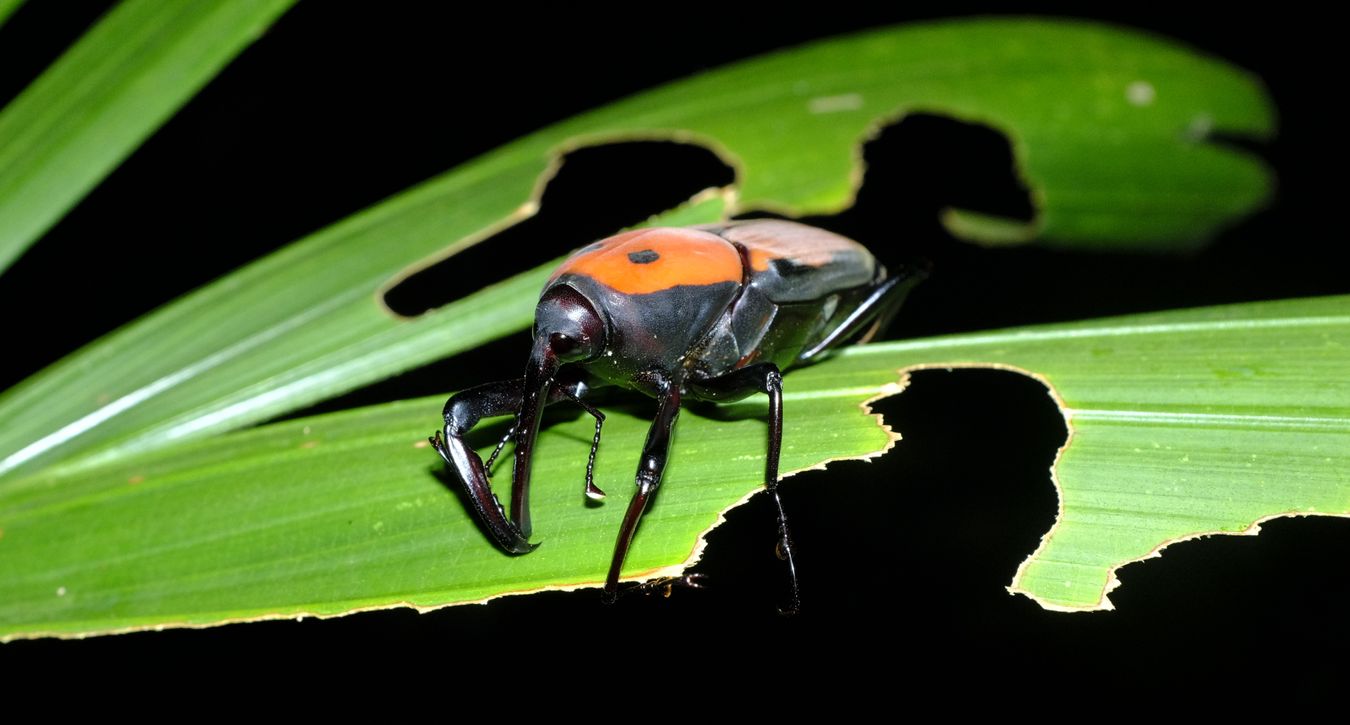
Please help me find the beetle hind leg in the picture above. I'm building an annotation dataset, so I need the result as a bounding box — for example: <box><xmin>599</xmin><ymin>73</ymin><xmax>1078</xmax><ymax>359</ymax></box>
<box><xmin>690</xmin><ymin>363</ymin><xmax>800</xmax><ymax>615</ymax></box>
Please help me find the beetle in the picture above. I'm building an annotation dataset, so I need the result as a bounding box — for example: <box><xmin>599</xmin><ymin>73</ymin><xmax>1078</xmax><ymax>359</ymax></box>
<box><xmin>429</xmin><ymin>219</ymin><xmax>923</xmax><ymax>612</ymax></box>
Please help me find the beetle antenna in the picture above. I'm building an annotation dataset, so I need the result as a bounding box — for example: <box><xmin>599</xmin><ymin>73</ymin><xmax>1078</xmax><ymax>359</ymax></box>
<box><xmin>483</xmin><ymin>424</ymin><xmax>515</xmax><ymax>473</ymax></box>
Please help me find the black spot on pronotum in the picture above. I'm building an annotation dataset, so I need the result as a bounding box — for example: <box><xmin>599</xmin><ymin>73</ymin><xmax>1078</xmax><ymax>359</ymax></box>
<box><xmin>628</xmin><ymin>249</ymin><xmax>660</xmax><ymax>264</ymax></box>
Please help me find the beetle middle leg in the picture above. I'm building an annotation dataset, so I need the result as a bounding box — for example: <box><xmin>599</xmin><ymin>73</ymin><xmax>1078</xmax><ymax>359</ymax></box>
<box><xmin>689</xmin><ymin>362</ymin><xmax>800</xmax><ymax>615</ymax></box>
<box><xmin>603</xmin><ymin>373</ymin><xmax>681</xmax><ymax>602</ymax></box>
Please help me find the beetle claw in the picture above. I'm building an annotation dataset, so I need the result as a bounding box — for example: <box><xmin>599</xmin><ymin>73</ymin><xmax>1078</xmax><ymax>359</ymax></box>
<box><xmin>675</xmin><ymin>573</ymin><xmax>707</xmax><ymax>590</ymax></box>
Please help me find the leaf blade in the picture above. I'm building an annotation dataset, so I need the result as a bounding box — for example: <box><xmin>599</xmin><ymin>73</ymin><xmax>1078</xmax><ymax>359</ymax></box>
<box><xmin>0</xmin><ymin>0</ymin><xmax>296</xmax><ymax>274</ymax></box>
<box><xmin>2</xmin><ymin>296</ymin><xmax>1344</xmax><ymax>639</ymax></box>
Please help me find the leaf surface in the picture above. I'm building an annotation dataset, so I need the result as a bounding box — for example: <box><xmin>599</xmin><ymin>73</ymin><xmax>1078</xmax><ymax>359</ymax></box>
<box><xmin>3</xmin><ymin>296</ymin><xmax>1344</xmax><ymax>639</ymax></box>
<box><xmin>0</xmin><ymin>0</ymin><xmax>296</xmax><ymax>273</ymax></box>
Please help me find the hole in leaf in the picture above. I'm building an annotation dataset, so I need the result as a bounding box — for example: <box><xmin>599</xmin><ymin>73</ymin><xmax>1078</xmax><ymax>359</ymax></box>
<box><xmin>382</xmin><ymin>141</ymin><xmax>735</xmax><ymax>318</ymax></box>
<box><xmin>1109</xmin><ymin>514</ymin><xmax>1350</xmax><ymax>643</ymax></box>
<box><xmin>780</xmin><ymin>112</ymin><xmax>1054</xmax><ymax>341</ymax></box>
<box><xmin>690</xmin><ymin>367</ymin><xmax>1064</xmax><ymax>625</ymax></box>
<box><xmin>799</xmin><ymin>112</ymin><xmax>1036</xmax><ymax>269</ymax></box>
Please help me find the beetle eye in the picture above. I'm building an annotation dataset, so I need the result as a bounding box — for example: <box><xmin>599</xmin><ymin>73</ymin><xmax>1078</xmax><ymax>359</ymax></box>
<box><xmin>550</xmin><ymin>332</ymin><xmax>582</xmax><ymax>358</ymax></box>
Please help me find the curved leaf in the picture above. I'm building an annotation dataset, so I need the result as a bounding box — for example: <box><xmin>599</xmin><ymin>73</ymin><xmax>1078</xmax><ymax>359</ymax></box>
<box><xmin>2</xmin><ymin>295</ymin><xmax>1343</xmax><ymax>639</ymax></box>
<box><xmin>0</xmin><ymin>19</ymin><xmax>1274</xmax><ymax>481</ymax></box>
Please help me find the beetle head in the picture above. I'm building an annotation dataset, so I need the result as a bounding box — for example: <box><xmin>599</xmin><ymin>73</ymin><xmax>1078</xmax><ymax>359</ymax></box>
<box><xmin>503</xmin><ymin>285</ymin><xmax>607</xmax><ymax>532</ymax></box>
<box><xmin>532</xmin><ymin>285</ymin><xmax>606</xmax><ymax>365</ymax></box>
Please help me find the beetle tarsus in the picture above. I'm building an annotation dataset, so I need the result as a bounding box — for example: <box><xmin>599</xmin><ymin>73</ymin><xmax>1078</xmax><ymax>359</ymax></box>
<box><xmin>763</xmin><ymin>368</ymin><xmax>802</xmax><ymax>617</ymax></box>
<box><xmin>563</xmin><ymin>390</ymin><xmax>607</xmax><ymax>500</ymax></box>
<box><xmin>687</xmin><ymin>362</ymin><xmax>802</xmax><ymax>615</ymax></box>
<box><xmin>602</xmin><ymin>573</ymin><xmax>709</xmax><ymax>604</ymax></box>
<box><xmin>773</xmin><ymin>514</ymin><xmax>801</xmax><ymax>617</ymax></box>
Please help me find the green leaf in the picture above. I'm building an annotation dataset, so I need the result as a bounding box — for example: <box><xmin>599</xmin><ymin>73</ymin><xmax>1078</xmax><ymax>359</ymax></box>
<box><xmin>0</xmin><ymin>19</ymin><xmax>1274</xmax><ymax>481</ymax></box>
<box><xmin>3</xmin><ymin>296</ymin><xmax>1343</xmax><ymax>640</ymax></box>
<box><xmin>0</xmin><ymin>0</ymin><xmax>296</xmax><ymax>274</ymax></box>
<box><xmin>0</xmin><ymin>344</ymin><xmax>897</xmax><ymax>640</ymax></box>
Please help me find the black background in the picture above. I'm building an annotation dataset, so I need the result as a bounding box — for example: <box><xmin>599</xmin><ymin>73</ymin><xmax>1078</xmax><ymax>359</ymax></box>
<box><xmin>1</xmin><ymin>2</ymin><xmax>1345</xmax><ymax>693</ymax></box>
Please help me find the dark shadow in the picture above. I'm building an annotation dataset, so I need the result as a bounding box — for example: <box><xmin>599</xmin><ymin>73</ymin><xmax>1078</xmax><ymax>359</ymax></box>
<box><xmin>796</xmin><ymin>112</ymin><xmax>1036</xmax><ymax>270</ymax></box>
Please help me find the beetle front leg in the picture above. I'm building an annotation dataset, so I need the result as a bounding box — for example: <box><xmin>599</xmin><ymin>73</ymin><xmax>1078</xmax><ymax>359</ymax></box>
<box><xmin>603</xmin><ymin>374</ymin><xmax>681</xmax><ymax>601</ymax></box>
<box><xmin>690</xmin><ymin>363</ymin><xmax>800</xmax><ymax>615</ymax></box>
<box><xmin>431</xmin><ymin>379</ymin><xmax>537</xmax><ymax>553</ymax></box>
<box><xmin>431</xmin><ymin>376</ymin><xmax>601</xmax><ymax>554</ymax></box>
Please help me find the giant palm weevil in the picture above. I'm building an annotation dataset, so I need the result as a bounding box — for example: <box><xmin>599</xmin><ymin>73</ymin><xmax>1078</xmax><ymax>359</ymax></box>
<box><xmin>430</xmin><ymin>219</ymin><xmax>923</xmax><ymax>612</ymax></box>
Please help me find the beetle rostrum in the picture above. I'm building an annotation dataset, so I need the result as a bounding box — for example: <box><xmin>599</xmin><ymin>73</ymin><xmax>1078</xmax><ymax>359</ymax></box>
<box><xmin>429</xmin><ymin>219</ymin><xmax>924</xmax><ymax>613</ymax></box>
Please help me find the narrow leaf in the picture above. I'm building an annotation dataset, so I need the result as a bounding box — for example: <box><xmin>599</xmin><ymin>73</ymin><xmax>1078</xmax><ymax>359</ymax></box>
<box><xmin>0</xmin><ymin>0</ymin><xmax>296</xmax><ymax>274</ymax></box>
